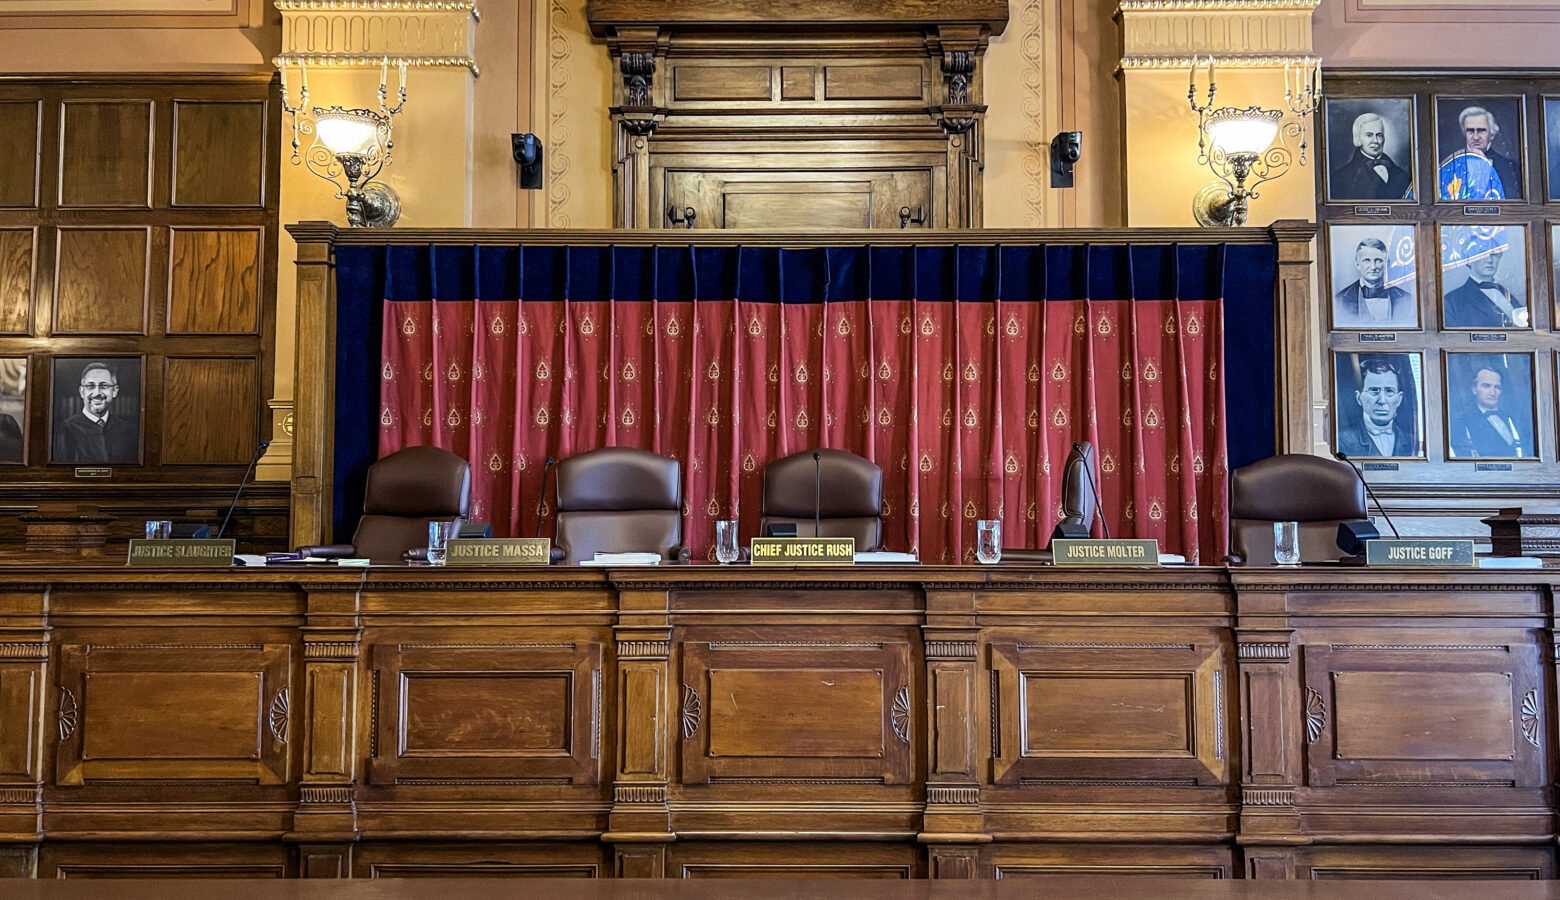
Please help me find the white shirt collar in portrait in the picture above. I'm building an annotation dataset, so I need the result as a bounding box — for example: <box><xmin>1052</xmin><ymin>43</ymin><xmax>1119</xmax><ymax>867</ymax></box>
<box><xmin>83</xmin><ymin>409</ymin><xmax>108</xmax><ymax>426</ymax></box>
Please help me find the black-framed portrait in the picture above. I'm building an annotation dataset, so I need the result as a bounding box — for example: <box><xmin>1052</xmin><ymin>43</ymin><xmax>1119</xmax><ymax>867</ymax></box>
<box><xmin>48</xmin><ymin>356</ymin><xmax>142</xmax><ymax>465</ymax></box>
<box><xmin>1544</xmin><ymin>96</ymin><xmax>1560</xmax><ymax>202</ymax></box>
<box><xmin>1334</xmin><ymin>351</ymin><xmax>1424</xmax><ymax>459</ymax></box>
<box><xmin>1328</xmin><ymin>223</ymin><xmax>1420</xmax><ymax>329</ymax></box>
<box><xmin>1325</xmin><ymin>97</ymin><xmax>1417</xmax><ymax>202</ymax></box>
<box><xmin>1445</xmin><ymin>352</ymin><xmax>1536</xmax><ymax>460</ymax></box>
<box><xmin>1435</xmin><ymin>96</ymin><xmax>1526</xmax><ymax>201</ymax></box>
<box><xmin>1439</xmin><ymin>223</ymin><xmax>1530</xmax><ymax>329</ymax></box>
<box><xmin>0</xmin><ymin>357</ymin><xmax>23</xmax><ymax>464</ymax></box>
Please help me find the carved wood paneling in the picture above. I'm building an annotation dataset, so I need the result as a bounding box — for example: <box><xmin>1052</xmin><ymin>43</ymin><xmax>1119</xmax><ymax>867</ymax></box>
<box><xmin>0</xmin><ymin>668</ymin><xmax>40</xmax><ymax>779</ymax></box>
<box><xmin>58</xmin><ymin>100</ymin><xmax>152</xmax><ymax>208</ymax></box>
<box><xmin>162</xmin><ymin>356</ymin><xmax>260</xmax><ymax>464</ymax></box>
<box><xmin>171</xmin><ymin>100</ymin><xmax>267</xmax><ymax>208</ymax></box>
<box><xmin>52</xmin><ymin>227</ymin><xmax>149</xmax><ymax>335</ymax></box>
<box><xmin>167</xmin><ymin>228</ymin><xmax>262</xmax><ymax>335</ymax></box>
<box><xmin>0</xmin><ymin>101</ymin><xmax>39</xmax><ymax>209</ymax></box>
<box><xmin>0</xmin><ymin>228</ymin><xmax>34</xmax><ymax>334</ymax></box>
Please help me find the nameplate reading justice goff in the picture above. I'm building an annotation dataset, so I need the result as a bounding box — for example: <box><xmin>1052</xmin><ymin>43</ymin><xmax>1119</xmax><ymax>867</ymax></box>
<box><xmin>445</xmin><ymin>538</ymin><xmax>552</xmax><ymax>566</ymax></box>
<box><xmin>1051</xmin><ymin>538</ymin><xmax>1161</xmax><ymax>566</ymax></box>
<box><xmin>1365</xmin><ymin>539</ymin><xmax>1475</xmax><ymax>567</ymax></box>
<box><xmin>749</xmin><ymin>537</ymin><xmax>856</xmax><ymax>565</ymax></box>
<box><xmin>126</xmin><ymin>539</ymin><xmax>237</xmax><ymax>567</ymax></box>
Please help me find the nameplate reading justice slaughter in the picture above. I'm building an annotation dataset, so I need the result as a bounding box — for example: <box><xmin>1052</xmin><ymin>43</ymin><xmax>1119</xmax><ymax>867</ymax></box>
<box><xmin>749</xmin><ymin>537</ymin><xmax>855</xmax><ymax>565</ymax></box>
<box><xmin>446</xmin><ymin>538</ymin><xmax>552</xmax><ymax>566</ymax></box>
<box><xmin>1365</xmin><ymin>538</ymin><xmax>1475</xmax><ymax>567</ymax></box>
<box><xmin>126</xmin><ymin>539</ymin><xmax>236</xmax><ymax>567</ymax></box>
<box><xmin>1051</xmin><ymin>538</ymin><xmax>1160</xmax><ymax>566</ymax></box>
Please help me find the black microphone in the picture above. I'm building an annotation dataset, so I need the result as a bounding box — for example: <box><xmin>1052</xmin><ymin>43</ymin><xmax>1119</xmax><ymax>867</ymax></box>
<box><xmin>535</xmin><ymin>456</ymin><xmax>558</xmax><ymax>539</ymax></box>
<box><xmin>812</xmin><ymin>450</ymin><xmax>823</xmax><ymax>539</ymax></box>
<box><xmin>1073</xmin><ymin>441</ymin><xmax>1111</xmax><ymax>540</ymax></box>
<box><xmin>218</xmin><ymin>440</ymin><xmax>272</xmax><ymax>540</ymax></box>
<box><xmin>1333</xmin><ymin>451</ymin><xmax>1400</xmax><ymax>538</ymax></box>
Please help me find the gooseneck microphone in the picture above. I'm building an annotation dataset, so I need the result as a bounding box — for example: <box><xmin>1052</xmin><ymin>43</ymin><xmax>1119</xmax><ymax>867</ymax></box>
<box><xmin>1333</xmin><ymin>451</ymin><xmax>1400</xmax><ymax>538</ymax></box>
<box><xmin>812</xmin><ymin>451</ymin><xmax>823</xmax><ymax>539</ymax></box>
<box><xmin>535</xmin><ymin>456</ymin><xmax>558</xmax><ymax>539</ymax></box>
<box><xmin>218</xmin><ymin>440</ymin><xmax>272</xmax><ymax>540</ymax></box>
<box><xmin>1073</xmin><ymin>441</ymin><xmax>1111</xmax><ymax>540</ymax></box>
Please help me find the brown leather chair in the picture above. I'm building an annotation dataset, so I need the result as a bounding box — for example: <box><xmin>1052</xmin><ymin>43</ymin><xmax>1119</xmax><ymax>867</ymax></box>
<box><xmin>758</xmin><ymin>448</ymin><xmax>883</xmax><ymax>551</ymax></box>
<box><xmin>1229</xmin><ymin>453</ymin><xmax>1369</xmax><ymax>565</ymax></box>
<box><xmin>552</xmin><ymin>447</ymin><xmax>685</xmax><ymax>565</ymax></box>
<box><xmin>303</xmin><ymin>445</ymin><xmax>471</xmax><ymax>563</ymax></box>
<box><xmin>1002</xmin><ymin>440</ymin><xmax>1098</xmax><ymax>563</ymax></box>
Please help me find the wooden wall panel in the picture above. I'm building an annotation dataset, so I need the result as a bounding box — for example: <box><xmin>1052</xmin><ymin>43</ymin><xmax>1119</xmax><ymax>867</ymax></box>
<box><xmin>58</xmin><ymin>100</ymin><xmax>152</xmax><ymax>208</ymax></box>
<box><xmin>161</xmin><ymin>356</ymin><xmax>258</xmax><ymax>464</ymax></box>
<box><xmin>172</xmin><ymin>100</ymin><xmax>266</xmax><ymax>208</ymax></box>
<box><xmin>167</xmin><ymin>228</ymin><xmax>260</xmax><ymax>335</ymax></box>
<box><xmin>52</xmin><ymin>227</ymin><xmax>149</xmax><ymax>335</ymax></box>
<box><xmin>0</xmin><ymin>228</ymin><xmax>35</xmax><ymax>334</ymax></box>
<box><xmin>672</xmin><ymin>66</ymin><xmax>773</xmax><ymax>102</ymax></box>
<box><xmin>0</xmin><ymin>101</ymin><xmax>40</xmax><ymax>208</ymax></box>
<box><xmin>822</xmin><ymin>65</ymin><xmax>925</xmax><ymax>101</ymax></box>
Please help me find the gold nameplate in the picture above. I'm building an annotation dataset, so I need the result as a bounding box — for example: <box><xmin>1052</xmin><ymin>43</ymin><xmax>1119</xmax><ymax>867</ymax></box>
<box><xmin>446</xmin><ymin>538</ymin><xmax>552</xmax><ymax>566</ymax></box>
<box><xmin>127</xmin><ymin>539</ymin><xmax>236</xmax><ymax>567</ymax></box>
<box><xmin>1051</xmin><ymin>538</ymin><xmax>1160</xmax><ymax>566</ymax></box>
<box><xmin>750</xmin><ymin>537</ymin><xmax>855</xmax><ymax>565</ymax></box>
<box><xmin>1366</xmin><ymin>539</ymin><xmax>1475</xmax><ymax>567</ymax></box>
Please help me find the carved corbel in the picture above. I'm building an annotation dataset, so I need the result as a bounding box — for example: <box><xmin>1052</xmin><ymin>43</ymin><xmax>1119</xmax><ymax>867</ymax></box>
<box><xmin>936</xmin><ymin>43</ymin><xmax>984</xmax><ymax>134</ymax></box>
<box><xmin>610</xmin><ymin>28</ymin><xmax>667</xmax><ymax>137</ymax></box>
<box><xmin>622</xmin><ymin>51</ymin><xmax>656</xmax><ymax>107</ymax></box>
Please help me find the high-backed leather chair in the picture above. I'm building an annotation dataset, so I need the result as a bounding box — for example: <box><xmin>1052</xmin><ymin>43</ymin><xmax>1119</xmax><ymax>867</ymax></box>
<box><xmin>303</xmin><ymin>445</ymin><xmax>471</xmax><ymax>563</ymax></box>
<box><xmin>1229</xmin><ymin>453</ymin><xmax>1369</xmax><ymax>565</ymax></box>
<box><xmin>758</xmin><ymin>448</ymin><xmax>883</xmax><ymax>551</ymax></box>
<box><xmin>552</xmin><ymin>447</ymin><xmax>684</xmax><ymax>565</ymax></box>
<box><xmin>1002</xmin><ymin>441</ymin><xmax>1098</xmax><ymax>563</ymax></box>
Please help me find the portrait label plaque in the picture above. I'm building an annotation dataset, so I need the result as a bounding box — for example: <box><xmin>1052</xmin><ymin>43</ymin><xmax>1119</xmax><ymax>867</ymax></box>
<box><xmin>1363</xmin><ymin>462</ymin><xmax>1399</xmax><ymax>472</ymax></box>
<box><xmin>446</xmin><ymin>538</ymin><xmax>551</xmax><ymax>566</ymax></box>
<box><xmin>127</xmin><ymin>539</ymin><xmax>236</xmax><ymax>567</ymax></box>
<box><xmin>1353</xmin><ymin>206</ymin><xmax>1392</xmax><ymax>216</ymax></box>
<box><xmin>73</xmin><ymin>467</ymin><xmax>111</xmax><ymax>478</ymax></box>
<box><xmin>1464</xmin><ymin>205</ymin><xmax>1501</xmax><ymax>215</ymax></box>
<box><xmin>750</xmin><ymin>536</ymin><xmax>855</xmax><ymax>565</ymax></box>
<box><xmin>1359</xmin><ymin>333</ymin><xmax>1397</xmax><ymax>343</ymax></box>
<box><xmin>1470</xmin><ymin>333</ymin><xmax>1508</xmax><ymax>342</ymax></box>
<box><xmin>1365</xmin><ymin>538</ymin><xmax>1475</xmax><ymax>567</ymax></box>
<box><xmin>1476</xmin><ymin>462</ymin><xmax>1515</xmax><ymax>472</ymax></box>
<box><xmin>1051</xmin><ymin>538</ymin><xmax>1161</xmax><ymax>566</ymax></box>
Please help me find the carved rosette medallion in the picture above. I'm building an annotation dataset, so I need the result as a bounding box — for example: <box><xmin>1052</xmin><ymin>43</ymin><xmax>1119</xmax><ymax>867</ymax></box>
<box><xmin>268</xmin><ymin>688</ymin><xmax>290</xmax><ymax>745</ymax></box>
<box><xmin>57</xmin><ymin>686</ymin><xmax>78</xmax><ymax>741</ymax></box>
<box><xmin>681</xmin><ymin>683</ymin><xmax>701</xmax><ymax>739</ymax></box>
<box><xmin>1521</xmin><ymin>687</ymin><xmax>1541</xmax><ymax>748</ymax></box>
<box><xmin>1304</xmin><ymin>685</ymin><xmax>1325</xmax><ymax>743</ymax></box>
<box><xmin>891</xmin><ymin>684</ymin><xmax>912</xmax><ymax>743</ymax></box>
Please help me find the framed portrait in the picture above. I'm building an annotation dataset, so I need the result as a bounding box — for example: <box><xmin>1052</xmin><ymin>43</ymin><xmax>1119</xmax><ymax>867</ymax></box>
<box><xmin>1544</xmin><ymin>96</ymin><xmax>1560</xmax><ymax>202</ymax></box>
<box><xmin>48</xmin><ymin>356</ymin><xmax>143</xmax><ymax>466</ymax></box>
<box><xmin>1324</xmin><ymin>97</ymin><xmax>1417</xmax><ymax>203</ymax></box>
<box><xmin>1327</xmin><ymin>223</ymin><xmax>1420</xmax><ymax>329</ymax></box>
<box><xmin>1435</xmin><ymin>96</ymin><xmax>1526</xmax><ymax>202</ymax></box>
<box><xmin>1333</xmin><ymin>351</ymin><xmax>1425</xmax><ymax>459</ymax></box>
<box><xmin>0</xmin><ymin>358</ymin><xmax>24</xmax><ymax>465</ymax></box>
<box><xmin>1444</xmin><ymin>352</ymin><xmax>1536</xmax><ymax>460</ymax></box>
<box><xmin>1439</xmin><ymin>223</ymin><xmax>1530</xmax><ymax>329</ymax></box>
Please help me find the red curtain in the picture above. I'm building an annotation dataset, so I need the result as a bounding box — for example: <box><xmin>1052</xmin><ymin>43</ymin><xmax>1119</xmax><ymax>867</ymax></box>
<box><xmin>379</xmin><ymin>294</ymin><xmax>1228</xmax><ymax>564</ymax></box>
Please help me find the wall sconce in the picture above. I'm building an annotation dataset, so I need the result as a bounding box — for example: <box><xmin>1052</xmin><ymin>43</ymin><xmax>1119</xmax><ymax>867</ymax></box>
<box><xmin>279</xmin><ymin>59</ymin><xmax>407</xmax><ymax>228</ymax></box>
<box><xmin>1187</xmin><ymin>55</ymin><xmax>1320</xmax><ymax>227</ymax></box>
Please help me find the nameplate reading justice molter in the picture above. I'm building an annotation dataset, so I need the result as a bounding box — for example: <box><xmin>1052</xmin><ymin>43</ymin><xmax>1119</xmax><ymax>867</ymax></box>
<box><xmin>1051</xmin><ymin>538</ymin><xmax>1161</xmax><ymax>566</ymax></box>
<box><xmin>126</xmin><ymin>539</ymin><xmax>236</xmax><ymax>567</ymax></box>
<box><xmin>445</xmin><ymin>538</ymin><xmax>551</xmax><ymax>566</ymax></box>
<box><xmin>749</xmin><ymin>537</ymin><xmax>855</xmax><ymax>565</ymax></box>
<box><xmin>1365</xmin><ymin>538</ymin><xmax>1475</xmax><ymax>567</ymax></box>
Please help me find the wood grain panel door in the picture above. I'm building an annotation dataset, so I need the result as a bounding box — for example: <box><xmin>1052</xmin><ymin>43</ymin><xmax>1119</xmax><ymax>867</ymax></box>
<box><xmin>989</xmin><ymin>639</ymin><xmax>1229</xmax><ymax>787</ymax></box>
<box><xmin>367</xmin><ymin>641</ymin><xmax>603</xmax><ymax>786</ymax></box>
<box><xmin>678</xmin><ymin>636</ymin><xmax>914</xmax><ymax>785</ymax></box>
<box><xmin>54</xmin><ymin>642</ymin><xmax>291</xmax><ymax>786</ymax></box>
<box><xmin>663</xmin><ymin>165</ymin><xmax>938</xmax><ymax>231</ymax></box>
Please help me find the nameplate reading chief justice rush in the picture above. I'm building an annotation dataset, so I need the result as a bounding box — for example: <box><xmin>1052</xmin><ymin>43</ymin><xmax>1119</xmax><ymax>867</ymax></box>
<box><xmin>749</xmin><ymin>537</ymin><xmax>855</xmax><ymax>565</ymax></box>
<box><xmin>446</xmin><ymin>538</ymin><xmax>551</xmax><ymax>566</ymax></box>
<box><xmin>1051</xmin><ymin>538</ymin><xmax>1161</xmax><ymax>566</ymax></box>
<box><xmin>1365</xmin><ymin>538</ymin><xmax>1476</xmax><ymax>567</ymax></box>
<box><xmin>126</xmin><ymin>539</ymin><xmax>237</xmax><ymax>567</ymax></box>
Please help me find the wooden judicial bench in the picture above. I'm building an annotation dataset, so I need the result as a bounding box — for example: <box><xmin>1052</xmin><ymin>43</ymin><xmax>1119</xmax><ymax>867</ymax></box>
<box><xmin>0</xmin><ymin>563</ymin><xmax>1555</xmax><ymax>880</ymax></box>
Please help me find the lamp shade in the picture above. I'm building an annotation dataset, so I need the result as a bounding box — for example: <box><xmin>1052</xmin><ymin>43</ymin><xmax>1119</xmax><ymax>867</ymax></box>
<box><xmin>313</xmin><ymin>107</ymin><xmax>382</xmax><ymax>155</ymax></box>
<box><xmin>1206</xmin><ymin>106</ymin><xmax>1283</xmax><ymax>157</ymax></box>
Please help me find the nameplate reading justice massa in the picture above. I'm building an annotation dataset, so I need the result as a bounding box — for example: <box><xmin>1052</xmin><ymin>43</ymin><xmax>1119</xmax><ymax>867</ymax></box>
<box><xmin>750</xmin><ymin>537</ymin><xmax>855</xmax><ymax>565</ymax></box>
<box><xmin>1051</xmin><ymin>538</ymin><xmax>1161</xmax><ymax>566</ymax></box>
<box><xmin>446</xmin><ymin>538</ymin><xmax>552</xmax><ymax>566</ymax></box>
<box><xmin>126</xmin><ymin>539</ymin><xmax>237</xmax><ymax>567</ymax></box>
<box><xmin>1366</xmin><ymin>538</ymin><xmax>1475</xmax><ymax>567</ymax></box>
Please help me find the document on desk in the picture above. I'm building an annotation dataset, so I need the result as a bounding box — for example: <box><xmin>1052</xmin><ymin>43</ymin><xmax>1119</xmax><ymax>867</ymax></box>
<box><xmin>581</xmin><ymin>552</ymin><xmax>663</xmax><ymax>566</ymax></box>
<box><xmin>854</xmin><ymin>551</ymin><xmax>919</xmax><ymax>564</ymax></box>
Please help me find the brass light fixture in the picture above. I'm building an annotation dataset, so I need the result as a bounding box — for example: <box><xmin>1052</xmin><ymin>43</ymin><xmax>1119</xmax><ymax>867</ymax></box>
<box><xmin>1187</xmin><ymin>55</ymin><xmax>1320</xmax><ymax>227</ymax></box>
<box><xmin>279</xmin><ymin>59</ymin><xmax>407</xmax><ymax>228</ymax></box>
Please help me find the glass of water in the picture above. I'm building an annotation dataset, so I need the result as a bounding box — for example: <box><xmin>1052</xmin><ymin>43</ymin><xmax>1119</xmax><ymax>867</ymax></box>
<box><xmin>144</xmin><ymin>520</ymin><xmax>172</xmax><ymax>540</ymax></box>
<box><xmin>975</xmin><ymin>519</ymin><xmax>1002</xmax><ymax>565</ymax></box>
<box><xmin>714</xmin><ymin>520</ymin><xmax>740</xmax><ymax>564</ymax></box>
<box><xmin>1273</xmin><ymin>520</ymin><xmax>1301</xmax><ymax>567</ymax></box>
<box><xmin>427</xmin><ymin>521</ymin><xmax>451</xmax><ymax>566</ymax></box>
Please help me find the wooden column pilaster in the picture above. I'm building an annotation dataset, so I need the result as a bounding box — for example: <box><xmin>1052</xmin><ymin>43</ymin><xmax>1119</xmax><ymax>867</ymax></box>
<box><xmin>286</xmin><ymin>222</ymin><xmax>340</xmax><ymax>549</ymax></box>
<box><xmin>1270</xmin><ymin>220</ymin><xmax>1319</xmax><ymax>455</ymax></box>
<box><xmin>606</xmin><ymin>585</ymin><xmax>673</xmax><ymax>877</ymax></box>
<box><xmin>921</xmin><ymin>587</ymin><xmax>987</xmax><ymax>878</ymax></box>
<box><xmin>0</xmin><ymin>584</ymin><xmax>47</xmax><ymax>878</ymax></box>
<box><xmin>1233</xmin><ymin>578</ymin><xmax>1303</xmax><ymax>879</ymax></box>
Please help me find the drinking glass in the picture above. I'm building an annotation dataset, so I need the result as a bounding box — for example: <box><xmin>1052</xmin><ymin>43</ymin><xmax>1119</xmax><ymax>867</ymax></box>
<box><xmin>714</xmin><ymin>520</ymin><xmax>740</xmax><ymax>564</ymax></box>
<box><xmin>975</xmin><ymin>519</ymin><xmax>1002</xmax><ymax>565</ymax></box>
<box><xmin>427</xmin><ymin>521</ymin><xmax>451</xmax><ymax>566</ymax></box>
<box><xmin>144</xmin><ymin>520</ymin><xmax>172</xmax><ymax>540</ymax></box>
<box><xmin>1273</xmin><ymin>520</ymin><xmax>1301</xmax><ymax>567</ymax></box>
